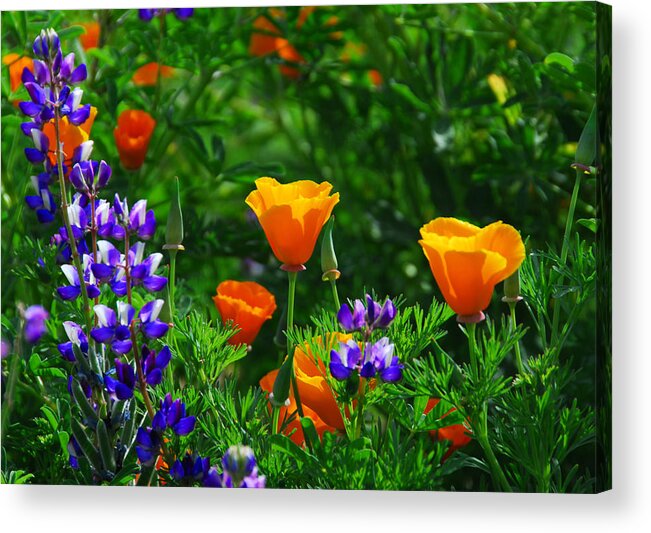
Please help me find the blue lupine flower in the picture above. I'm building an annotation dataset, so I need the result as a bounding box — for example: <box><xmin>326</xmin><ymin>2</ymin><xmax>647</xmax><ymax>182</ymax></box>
<box><xmin>23</xmin><ymin>305</ymin><xmax>49</xmax><ymax>344</ymax></box>
<box><xmin>221</xmin><ymin>445</ymin><xmax>266</xmax><ymax>488</ymax></box>
<box><xmin>112</xmin><ymin>195</ymin><xmax>156</xmax><ymax>239</ymax></box>
<box><xmin>142</xmin><ymin>345</ymin><xmax>172</xmax><ymax>386</ymax></box>
<box><xmin>104</xmin><ymin>358</ymin><xmax>136</xmax><ymax>400</ymax></box>
<box><xmin>33</xmin><ymin>29</ymin><xmax>61</xmax><ymax>60</ymax></box>
<box><xmin>129</xmin><ymin>242</ymin><xmax>167</xmax><ymax>292</ymax></box>
<box><xmin>67</xmin><ymin>436</ymin><xmax>83</xmax><ymax>469</ymax></box>
<box><xmin>329</xmin><ymin>339</ymin><xmax>362</xmax><ymax>380</ymax></box>
<box><xmin>94</xmin><ymin>199</ymin><xmax>123</xmax><ymax>239</ymax></box>
<box><xmin>56</xmin><ymin>255</ymin><xmax>100</xmax><ymax>300</ymax></box>
<box><xmin>58</xmin><ymin>53</ymin><xmax>87</xmax><ymax>86</ymax></box>
<box><xmin>91</xmin><ymin>302</ymin><xmax>134</xmax><ymax>354</ymax></box>
<box><xmin>25</xmin><ymin>175</ymin><xmax>56</xmax><ymax>223</ymax></box>
<box><xmin>170</xmin><ymin>453</ymin><xmax>211</xmax><ymax>485</ymax></box>
<box><xmin>69</xmin><ymin>160</ymin><xmax>112</xmax><ymax>194</ymax></box>
<box><xmin>159</xmin><ymin>393</ymin><xmax>196</xmax><ymax>436</ymax></box>
<box><xmin>57</xmin><ymin>321</ymin><xmax>88</xmax><ymax>362</ymax></box>
<box><xmin>90</xmin><ymin>240</ymin><xmax>121</xmax><ymax>284</ymax></box>
<box><xmin>138</xmin><ymin>299</ymin><xmax>169</xmax><ymax>339</ymax></box>
<box><xmin>135</xmin><ymin>425</ymin><xmax>164</xmax><ymax>466</ymax></box>
<box><xmin>19</xmin><ymin>82</ymin><xmax>55</xmax><ymax>124</ymax></box>
<box><xmin>138</xmin><ymin>8</ymin><xmax>194</xmax><ymax>21</ymax></box>
<box><xmin>50</xmin><ymin>231</ymin><xmax>90</xmax><ymax>265</ymax></box>
<box><xmin>337</xmin><ymin>294</ymin><xmax>397</xmax><ymax>332</ymax></box>
<box><xmin>362</xmin><ymin>337</ymin><xmax>403</xmax><ymax>382</ymax></box>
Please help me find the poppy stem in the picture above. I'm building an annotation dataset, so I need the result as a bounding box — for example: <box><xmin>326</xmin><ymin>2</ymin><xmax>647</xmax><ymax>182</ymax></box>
<box><xmin>168</xmin><ymin>249</ymin><xmax>177</xmax><ymax>321</ymax></box>
<box><xmin>509</xmin><ymin>303</ymin><xmax>525</xmax><ymax>374</ymax></box>
<box><xmin>466</xmin><ymin>323</ymin><xmax>477</xmax><ymax>371</ymax></box>
<box><xmin>286</xmin><ymin>271</ymin><xmax>304</xmax><ymax>418</ymax></box>
<box><xmin>551</xmin><ymin>167</ymin><xmax>583</xmax><ymax>346</ymax></box>
<box><xmin>476</xmin><ymin>403</ymin><xmax>512</xmax><ymax>492</ymax></box>
<box><xmin>329</xmin><ymin>279</ymin><xmax>341</xmax><ymax>311</ymax></box>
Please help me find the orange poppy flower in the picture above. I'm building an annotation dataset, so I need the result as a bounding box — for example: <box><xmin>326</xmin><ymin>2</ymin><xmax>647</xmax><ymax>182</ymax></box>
<box><xmin>113</xmin><ymin>109</ymin><xmax>156</xmax><ymax>170</ymax></box>
<box><xmin>245</xmin><ymin>177</ymin><xmax>340</xmax><ymax>270</ymax></box>
<box><xmin>424</xmin><ymin>398</ymin><xmax>472</xmax><ymax>461</ymax></box>
<box><xmin>260</xmin><ymin>333</ymin><xmax>350</xmax><ymax>445</ymax></box>
<box><xmin>132</xmin><ymin>62</ymin><xmax>175</xmax><ymax>87</ymax></box>
<box><xmin>212</xmin><ymin>280</ymin><xmax>277</xmax><ymax>346</ymax></box>
<box><xmin>276</xmin><ymin>38</ymin><xmax>305</xmax><ymax>80</ymax></box>
<box><xmin>3</xmin><ymin>53</ymin><xmax>34</xmax><ymax>93</ymax></box>
<box><xmin>418</xmin><ymin>217</ymin><xmax>525</xmax><ymax>322</ymax></box>
<box><xmin>42</xmin><ymin>106</ymin><xmax>97</xmax><ymax>167</ymax></box>
<box><xmin>249</xmin><ymin>14</ymin><xmax>282</xmax><ymax>57</ymax></box>
<box><xmin>78</xmin><ymin>21</ymin><xmax>100</xmax><ymax>50</ymax></box>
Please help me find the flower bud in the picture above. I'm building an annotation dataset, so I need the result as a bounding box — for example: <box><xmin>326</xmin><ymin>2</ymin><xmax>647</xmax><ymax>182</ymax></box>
<box><xmin>164</xmin><ymin>177</ymin><xmax>185</xmax><ymax>251</ymax></box>
<box><xmin>270</xmin><ymin>357</ymin><xmax>292</xmax><ymax>407</ymax></box>
<box><xmin>502</xmin><ymin>269</ymin><xmax>522</xmax><ymax>304</ymax></box>
<box><xmin>321</xmin><ymin>216</ymin><xmax>340</xmax><ymax>282</ymax></box>
<box><xmin>575</xmin><ymin>104</ymin><xmax>596</xmax><ymax>167</ymax></box>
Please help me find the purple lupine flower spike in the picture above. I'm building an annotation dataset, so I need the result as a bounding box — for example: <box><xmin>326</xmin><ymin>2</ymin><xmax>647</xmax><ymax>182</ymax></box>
<box><xmin>159</xmin><ymin>393</ymin><xmax>195</xmax><ymax>435</ymax></box>
<box><xmin>23</xmin><ymin>305</ymin><xmax>49</xmax><ymax>344</ymax></box>
<box><xmin>57</xmin><ymin>256</ymin><xmax>100</xmax><ymax>300</ymax></box>
<box><xmin>25</xmin><ymin>176</ymin><xmax>56</xmax><ymax>223</ymax></box>
<box><xmin>142</xmin><ymin>345</ymin><xmax>172</xmax><ymax>386</ymax></box>
<box><xmin>170</xmin><ymin>453</ymin><xmax>211</xmax><ymax>484</ymax></box>
<box><xmin>222</xmin><ymin>445</ymin><xmax>266</xmax><ymax>488</ymax></box>
<box><xmin>90</xmin><ymin>240</ymin><xmax>121</xmax><ymax>282</ymax></box>
<box><xmin>337</xmin><ymin>299</ymin><xmax>366</xmax><ymax>332</ymax></box>
<box><xmin>129</xmin><ymin>242</ymin><xmax>167</xmax><ymax>292</ymax></box>
<box><xmin>57</xmin><ymin>321</ymin><xmax>88</xmax><ymax>361</ymax></box>
<box><xmin>373</xmin><ymin>298</ymin><xmax>397</xmax><ymax>329</ymax></box>
<box><xmin>91</xmin><ymin>302</ymin><xmax>134</xmax><ymax>354</ymax></box>
<box><xmin>367</xmin><ymin>337</ymin><xmax>403</xmax><ymax>382</ymax></box>
<box><xmin>138</xmin><ymin>299</ymin><xmax>169</xmax><ymax>339</ymax></box>
<box><xmin>135</xmin><ymin>426</ymin><xmax>163</xmax><ymax>466</ymax></box>
<box><xmin>329</xmin><ymin>340</ymin><xmax>362</xmax><ymax>380</ymax></box>
<box><xmin>128</xmin><ymin>199</ymin><xmax>156</xmax><ymax>240</ymax></box>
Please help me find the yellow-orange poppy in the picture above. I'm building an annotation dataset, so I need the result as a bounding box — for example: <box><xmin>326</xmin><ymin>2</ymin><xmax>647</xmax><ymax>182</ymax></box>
<box><xmin>78</xmin><ymin>21</ymin><xmax>100</xmax><ymax>50</ymax></box>
<box><xmin>113</xmin><ymin>109</ymin><xmax>156</xmax><ymax>170</ymax></box>
<box><xmin>424</xmin><ymin>398</ymin><xmax>472</xmax><ymax>461</ymax></box>
<box><xmin>3</xmin><ymin>53</ymin><xmax>34</xmax><ymax>93</ymax></box>
<box><xmin>419</xmin><ymin>217</ymin><xmax>525</xmax><ymax>322</ymax></box>
<box><xmin>275</xmin><ymin>38</ymin><xmax>305</xmax><ymax>80</ymax></box>
<box><xmin>42</xmin><ymin>106</ymin><xmax>97</xmax><ymax>167</ymax></box>
<box><xmin>249</xmin><ymin>14</ymin><xmax>283</xmax><ymax>57</ymax></box>
<box><xmin>260</xmin><ymin>333</ymin><xmax>350</xmax><ymax>445</ymax></box>
<box><xmin>132</xmin><ymin>62</ymin><xmax>175</xmax><ymax>86</ymax></box>
<box><xmin>212</xmin><ymin>280</ymin><xmax>277</xmax><ymax>346</ymax></box>
<box><xmin>245</xmin><ymin>177</ymin><xmax>340</xmax><ymax>269</ymax></box>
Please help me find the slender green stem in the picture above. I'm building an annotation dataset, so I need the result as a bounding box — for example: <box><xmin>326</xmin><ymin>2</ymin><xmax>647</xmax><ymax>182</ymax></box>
<box><xmin>467</xmin><ymin>323</ymin><xmax>477</xmax><ymax>371</ymax></box>
<box><xmin>329</xmin><ymin>279</ymin><xmax>341</xmax><ymax>310</ymax></box>
<box><xmin>286</xmin><ymin>271</ymin><xmax>304</xmax><ymax>418</ymax></box>
<box><xmin>271</xmin><ymin>406</ymin><xmax>281</xmax><ymax>435</ymax></box>
<box><xmin>1</xmin><ymin>331</ymin><xmax>23</xmax><ymax>443</ymax></box>
<box><xmin>551</xmin><ymin>168</ymin><xmax>583</xmax><ymax>345</ymax></box>
<box><xmin>509</xmin><ymin>304</ymin><xmax>524</xmax><ymax>374</ymax></box>
<box><xmin>168</xmin><ymin>250</ymin><xmax>177</xmax><ymax>322</ymax></box>
<box><xmin>52</xmin><ymin>97</ymin><xmax>93</xmax><ymax>335</ymax></box>
<box><xmin>476</xmin><ymin>404</ymin><xmax>512</xmax><ymax>492</ymax></box>
<box><xmin>354</xmin><ymin>380</ymin><xmax>367</xmax><ymax>439</ymax></box>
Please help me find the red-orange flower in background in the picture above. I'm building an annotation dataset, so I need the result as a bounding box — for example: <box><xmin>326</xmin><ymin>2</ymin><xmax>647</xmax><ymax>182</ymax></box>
<box><xmin>132</xmin><ymin>62</ymin><xmax>175</xmax><ymax>87</ymax></box>
<box><xmin>42</xmin><ymin>106</ymin><xmax>98</xmax><ymax>167</ymax></box>
<box><xmin>260</xmin><ymin>334</ymin><xmax>349</xmax><ymax>445</ymax></box>
<box><xmin>113</xmin><ymin>109</ymin><xmax>156</xmax><ymax>170</ymax></box>
<box><xmin>245</xmin><ymin>177</ymin><xmax>340</xmax><ymax>269</ymax></box>
<box><xmin>3</xmin><ymin>53</ymin><xmax>34</xmax><ymax>93</ymax></box>
<box><xmin>78</xmin><ymin>21</ymin><xmax>100</xmax><ymax>50</ymax></box>
<box><xmin>212</xmin><ymin>280</ymin><xmax>277</xmax><ymax>346</ymax></box>
<box><xmin>418</xmin><ymin>217</ymin><xmax>525</xmax><ymax>322</ymax></box>
<box><xmin>424</xmin><ymin>398</ymin><xmax>472</xmax><ymax>461</ymax></box>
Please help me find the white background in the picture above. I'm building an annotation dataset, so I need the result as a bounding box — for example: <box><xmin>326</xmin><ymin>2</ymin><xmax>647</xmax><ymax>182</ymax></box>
<box><xmin>1</xmin><ymin>0</ymin><xmax>649</xmax><ymax>531</ymax></box>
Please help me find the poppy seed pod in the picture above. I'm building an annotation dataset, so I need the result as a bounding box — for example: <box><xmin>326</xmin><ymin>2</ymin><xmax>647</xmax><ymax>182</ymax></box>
<box><xmin>502</xmin><ymin>269</ymin><xmax>523</xmax><ymax>303</ymax></box>
<box><xmin>321</xmin><ymin>216</ymin><xmax>340</xmax><ymax>282</ymax></box>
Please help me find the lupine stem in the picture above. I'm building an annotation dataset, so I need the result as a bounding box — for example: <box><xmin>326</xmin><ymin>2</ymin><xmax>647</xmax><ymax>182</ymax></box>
<box><xmin>286</xmin><ymin>270</ymin><xmax>304</xmax><ymax>419</ymax></box>
<box><xmin>466</xmin><ymin>323</ymin><xmax>512</xmax><ymax>492</ymax></box>
<box><xmin>52</xmin><ymin>93</ymin><xmax>92</xmax><ymax>335</ymax></box>
<box><xmin>354</xmin><ymin>380</ymin><xmax>367</xmax><ymax>439</ymax></box>
<box><xmin>509</xmin><ymin>303</ymin><xmax>525</xmax><ymax>374</ymax></box>
<box><xmin>551</xmin><ymin>168</ymin><xmax>583</xmax><ymax>346</ymax></box>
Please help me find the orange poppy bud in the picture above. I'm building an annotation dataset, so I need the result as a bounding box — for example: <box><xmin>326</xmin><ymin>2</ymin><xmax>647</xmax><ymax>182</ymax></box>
<box><xmin>212</xmin><ymin>280</ymin><xmax>277</xmax><ymax>346</ymax></box>
<box><xmin>245</xmin><ymin>177</ymin><xmax>340</xmax><ymax>270</ymax></box>
<box><xmin>42</xmin><ymin>106</ymin><xmax>97</xmax><ymax>167</ymax></box>
<box><xmin>113</xmin><ymin>109</ymin><xmax>156</xmax><ymax>170</ymax></box>
<box><xmin>3</xmin><ymin>53</ymin><xmax>34</xmax><ymax>93</ymax></box>
<box><xmin>418</xmin><ymin>217</ymin><xmax>525</xmax><ymax>323</ymax></box>
<box><xmin>78</xmin><ymin>21</ymin><xmax>100</xmax><ymax>50</ymax></box>
<box><xmin>368</xmin><ymin>69</ymin><xmax>384</xmax><ymax>87</ymax></box>
<box><xmin>424</xmin><ymin>398</ymin><xmax>472</xmax><ymax>461</ymax></box>
<box><xmin>260</xmin><ymin>333</ymin><xmax>350</xmax><ymax>446</ymax></box>
<box><xmin>132</xmin><ymin>62</ymin><xmax>175</xmax><ymax>87</ymax></box>
<box><xmin>249</xmin><ymin>15</ymin><xmax>282</xmax><ymax>57</ymax></box>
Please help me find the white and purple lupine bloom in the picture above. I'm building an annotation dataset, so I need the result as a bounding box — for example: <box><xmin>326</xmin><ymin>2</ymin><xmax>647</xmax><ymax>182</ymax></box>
<box><xmin>170</xmin><ymin>453</ymin><xmax>212</xmax><ymax>486</ymax></box>
<box><xmin>129</xmin><ymin>242</ymin><xmax>168</xmax><ymax>292</ymax></box>
<box><xmin>159</xmin><ymin>393</ymin><xmax>196</xmax><ymax>436</ymax></box>
<box><xmin>69</xmin><ymin>160</ymin><xmax>112</xmax><ymax>194</ymax></box>
<box><xmin>19</xmin><ymin>82</ymin><xmax>56</xmax><ymax>125</ymax></box>
<box><xmin>50</xmin><ymin>232</ymin><xmax>90</xmax><ymax>265</ymax></box>
<box><xmin>104</xmin><ymin>358</ymin><xmax>136</xmax><ymax>400</ymax></box>
<box><xmin>329</xmin><ymin>339</ymin><xmax>362</xmax><ymax>380</ymax></box>
<box><xmin>222</xmin><ymin>445</ymin><xmax>266</xmax><ymax>488</ymax></box>
<box><xmin>337</xmin><ymin>294</ymin><xmax>397</xmax><ymax>333</ymax></box>
<box><xmin>67</xmin><ymin>436</ymin><xmax>83</xmax><ymax>469</ymax></box>
<box><xmin>112</xmin><ymin>195</ymin><xmax>156</xmax><ymax>240</ymax></box>
<box><xmin>138</xmin><ymin>299</ymin><xmax>169</xmax><ymax>339</ymax></box>
<box><xmin>23</xmin><ymin>305</ymin><xmax>49</xmax><ymax>344</ymax></box>
<box><xmin>91</xmin><ymin>303</ymin><xmax>134</xmax><ymax>354</ymax></box>
<box><xmin>25</xmin><ymin>175</ymin><xmax>56</xmax><ymax>223</ymax></box>
<box><xmin>142</xmin><ymin>345</ymin><xmax>172</xmax><ymax>386</ymax></box>
<box><xmin>90</xmin><ymin>240</ymin><xmax>121</xmax><ymax>284</ymax></box>
<box><xmin>95</xmin><ymin>199</ymin><xmax>124</xmax><ymax>239</ymax></box>
<box><xmin>56</xmin><ymin>255</ymin><xmax>101</xmax><ymax>300</ymax></box>
<box><xmin>64</xmin><ymin>194</ymin><xmax>89</xmax><ymax>240</ymax></box>
<box><xmin>32</xmin><ymin>28</ymin><xmax>61</xmax><ymax>60</ymax></box>
<box><xmin>57</xmin><ymin>321</ymin><xmax>88</xmax><ymax>362</ymax></box>
<box><xmin>24</xmin><ymin>128</ymin><xmax>49</xmax><ymax>165</ymax></box>
<box><xmin>362</xmin><ymin>337</ymin><xmax>403</xmax><ymax>382</ymax></box>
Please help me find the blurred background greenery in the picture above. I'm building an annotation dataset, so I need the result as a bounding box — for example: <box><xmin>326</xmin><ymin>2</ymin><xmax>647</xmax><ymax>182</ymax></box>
<box><xmin>2</xmin><ymin>3</ymin><xmax>597</xmax><ymax>389</ymax></box>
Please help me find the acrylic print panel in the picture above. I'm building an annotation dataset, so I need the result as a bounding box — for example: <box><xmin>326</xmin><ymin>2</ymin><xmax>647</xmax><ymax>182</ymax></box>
<box><xmin>0</xmin><ymin>2</ymin><xmax>611</xmax><ymax>492</ymax></box>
